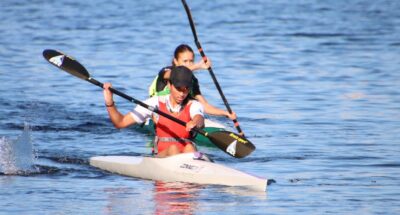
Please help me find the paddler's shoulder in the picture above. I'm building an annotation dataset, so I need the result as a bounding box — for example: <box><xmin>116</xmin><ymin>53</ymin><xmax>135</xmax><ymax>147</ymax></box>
<box><xmin>158</xmin><ymin>66</ymin><xmax>173</xmax><ymax>78</ymax></box>
<box><xmin>152</xmin><ymin>94</ymin><xmax>169</xmax><ymax>104</ymax></box>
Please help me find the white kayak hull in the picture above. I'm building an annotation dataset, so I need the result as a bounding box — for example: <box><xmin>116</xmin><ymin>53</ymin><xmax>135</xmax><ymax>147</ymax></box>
<box><xmin>90</xmin><ymin>152</ymin><xmax>267</xmax><ymax>192</ymax></box>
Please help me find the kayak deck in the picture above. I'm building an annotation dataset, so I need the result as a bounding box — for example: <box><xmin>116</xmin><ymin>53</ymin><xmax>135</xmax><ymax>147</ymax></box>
<box><xmin>90</xmin><ymin>152</ymin><xmax>267</xmax><ymax>192</ymax></box>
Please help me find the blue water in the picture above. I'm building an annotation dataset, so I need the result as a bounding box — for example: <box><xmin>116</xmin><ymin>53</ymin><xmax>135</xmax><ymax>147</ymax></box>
<box><xmin>1</xmin><ymin>0</ymin><xmax>400</xmax><ymax>214</ymax></box>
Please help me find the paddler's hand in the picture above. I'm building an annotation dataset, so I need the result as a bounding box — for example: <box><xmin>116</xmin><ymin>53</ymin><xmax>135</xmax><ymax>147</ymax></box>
<box><xmin>226</xmin><ymin>111</ymin><xmax>237</xmax><ymax>120</ymax></box>
<box><xmin>201</xmin><ymin>56</ymin><xmax>212</xmax><ymax>69</ymax></box>
<box><xmin>186</xmin><ymin>115</ymin><xmax>205</xmax><ymax>131</ymax></box>
<box><xmin>185</xmin><ymin>120</ymin><xmax>197</xmax><ymax>132</ymax></box>
<box><xmin>103</xmin><ymin>82</ymin><xmax>114</xmax><ymax>106</ymax></box>
<box><xmin>192</xmin><ymin>56</ymin><xmax>212</xmax><ymax>71</ymax></box>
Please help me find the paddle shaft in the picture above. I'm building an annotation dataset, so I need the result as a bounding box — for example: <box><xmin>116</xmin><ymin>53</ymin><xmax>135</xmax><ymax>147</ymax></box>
<box><xmin>181</xmin><ymin>0</ymin><xmax>244</xmax><ymax>136</ymax></box>
<box><xmin>86</xmin><ymin>77</ymin><xmax>208</xmax><ymax>136</ymax></box>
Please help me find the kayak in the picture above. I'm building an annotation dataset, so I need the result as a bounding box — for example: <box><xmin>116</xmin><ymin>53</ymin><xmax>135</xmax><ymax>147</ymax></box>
<box><xmin>134</xmin><ymin>118</ymin><xmax>227</xmax><ymax>147</ymax></box>
<box><xmin>90</xmin><ymin>152</ymin><xmax>267</xmax><ymax>192</ymax></box>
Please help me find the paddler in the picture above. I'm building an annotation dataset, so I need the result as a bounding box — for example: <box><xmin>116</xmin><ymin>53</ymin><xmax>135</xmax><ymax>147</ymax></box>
<box><xmin>103</xmin><ymin>66</ymin><xmax>204</xmax><ymax>157</ymax></box>
<box><xmin>148</xmin><ymin>44</ymin><xmax>237</xmax><ymax>120</ymax></box>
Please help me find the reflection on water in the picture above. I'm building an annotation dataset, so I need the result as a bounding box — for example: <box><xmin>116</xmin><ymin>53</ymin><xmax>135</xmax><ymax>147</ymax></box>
<box><xmin>102</xmin><ymin>181</ymin><xmax>202</xmax><ymax>215</ymax></box>
<box><xmin>153</xmin><ymin>181</ymin><xmax>202</xmax><ymax>215</ymax></box>
<box><xmin>102</xmin><ymin>180</ymin><xmax>269</xmax><ymax>214</ymax></box>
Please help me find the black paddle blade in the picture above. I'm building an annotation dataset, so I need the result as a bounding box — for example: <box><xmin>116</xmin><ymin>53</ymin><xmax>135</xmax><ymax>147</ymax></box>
<box><xmin>43</xmin><ymin>49</ymin><xmax>90</xmax><ymax>80</ymax></box>
<box><xmin>207</xmin><ymin>131</ymin><xmax>255</xmax><ymax>158</ymax></box>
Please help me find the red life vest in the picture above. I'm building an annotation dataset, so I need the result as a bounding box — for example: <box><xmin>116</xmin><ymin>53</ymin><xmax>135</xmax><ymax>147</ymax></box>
<box><xmin>154</xmin><ymin>99</ymin><xmax>192</xmax><ymax>153</ymax></box>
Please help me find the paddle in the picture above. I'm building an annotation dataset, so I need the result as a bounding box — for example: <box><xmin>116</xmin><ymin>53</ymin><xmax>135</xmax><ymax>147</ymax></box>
<box><xmin>42</xmin><ymin>49</ymin><xmax>255</xmax><ymax>158</ymax></box>
<box><xmin>181</xmin><ymin>0</ymin><xmax>245</xmax><ymax>137</ymax></box>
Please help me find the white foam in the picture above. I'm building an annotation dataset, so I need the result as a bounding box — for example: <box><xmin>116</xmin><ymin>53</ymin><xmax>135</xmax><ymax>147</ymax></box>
<box><xmin>0</xmin><ymin>123</ymin><xmax>37</xmax><ymax>174</ymax></box>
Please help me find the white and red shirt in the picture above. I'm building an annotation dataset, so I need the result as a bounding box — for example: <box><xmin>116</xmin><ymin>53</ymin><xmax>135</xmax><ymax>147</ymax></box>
<box><xmin>130</xmin><ymin>95</ymin><xmax>204</xmax><ymax>124</ymax></box>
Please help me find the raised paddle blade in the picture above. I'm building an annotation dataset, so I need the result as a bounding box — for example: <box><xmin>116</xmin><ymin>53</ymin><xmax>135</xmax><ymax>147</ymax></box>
<box><xmin>207</xmin><ymin>131</ymin><xmax>255</xmax><ymax>158</ymax></box>
<box><xmin>43</xmin><ymin>49</ymin><xmax>90</xmax><ymax>80</ymax></box>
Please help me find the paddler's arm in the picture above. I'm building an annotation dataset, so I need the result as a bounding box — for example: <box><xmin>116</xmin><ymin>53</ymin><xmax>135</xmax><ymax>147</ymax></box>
<box><xmin>189</xmin><ymin>56</ymin><xmax>212</xmax><ymax>72</ymax></box>
<box><xmin>161</xmin><ymin>57</ymin><xmax>212</xmax><ymax>81</ymax></box>
<box><xmin>194</xmin><ymin>94</ymin><xmax>237</xmax><ymax>120</ymax></box>
<box><xmin>186</xmin><ymin>114</ymin><xmax>204</xmax><ymax>132</ymax></box>
<box><xmin>186</xmin><ymin>100</ymin><xmax>205</xmax><ymax>131</ymax></box>
<box><xmin>103</xmin><ymin>82</ymin><xmax>136</xmax><ymax>129</ymax></box>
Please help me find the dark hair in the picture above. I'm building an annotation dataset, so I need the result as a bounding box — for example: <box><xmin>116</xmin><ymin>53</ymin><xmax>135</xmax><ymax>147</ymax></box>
<box><xmin>172</xmin><ymin>44</ymin><xmax>194</xmax><ymax>66</ymax></box>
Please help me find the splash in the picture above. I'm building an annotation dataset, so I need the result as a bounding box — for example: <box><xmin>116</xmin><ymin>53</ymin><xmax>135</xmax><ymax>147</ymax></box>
<box><xmin>0</xmin><ymin>123</ymin><xmax>37</xmax><ymax>174</ymax></box>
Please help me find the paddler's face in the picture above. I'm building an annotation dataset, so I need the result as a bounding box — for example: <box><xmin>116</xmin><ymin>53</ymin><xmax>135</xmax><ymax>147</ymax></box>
<box><xmin>169</xmin><ymin>83</ymin><xmax>190</xmax><ymax>105</ymax></box>
<box><xmin>173</xmin><ymin>51</ymin><xmax>194</xmax><ymax>68</ymax></box>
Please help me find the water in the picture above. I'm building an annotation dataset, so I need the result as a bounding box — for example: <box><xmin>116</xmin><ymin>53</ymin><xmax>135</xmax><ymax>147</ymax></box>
<box><xmin>0</xmin><ymin>124</ymin><xmax>36</xmax><ymax>175</ymax></box>
<box><xmin>1</xmin><ymin>0</ymin><xmax>400</xmax><ymax>214</ymax></box>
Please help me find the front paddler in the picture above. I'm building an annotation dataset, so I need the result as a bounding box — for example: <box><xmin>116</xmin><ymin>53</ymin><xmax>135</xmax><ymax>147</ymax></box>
<box><xmin>103</xmin><ymin>66</ymin><xmax>204</xmax><ymax>157</ymax></box>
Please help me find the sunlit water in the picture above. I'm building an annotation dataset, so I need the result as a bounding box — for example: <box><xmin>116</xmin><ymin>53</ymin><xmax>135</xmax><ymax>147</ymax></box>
<box><xmin>1</xmin><ymin>0</ymin><xmax>400</xmax><ymax>214</ymax></box>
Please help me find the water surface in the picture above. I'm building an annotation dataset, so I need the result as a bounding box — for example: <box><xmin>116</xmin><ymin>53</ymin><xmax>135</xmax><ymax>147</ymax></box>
<box><xmin>1</xmin><ymin>0</ymin><xmax>400</xmax><ymax>214</ymax></box>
